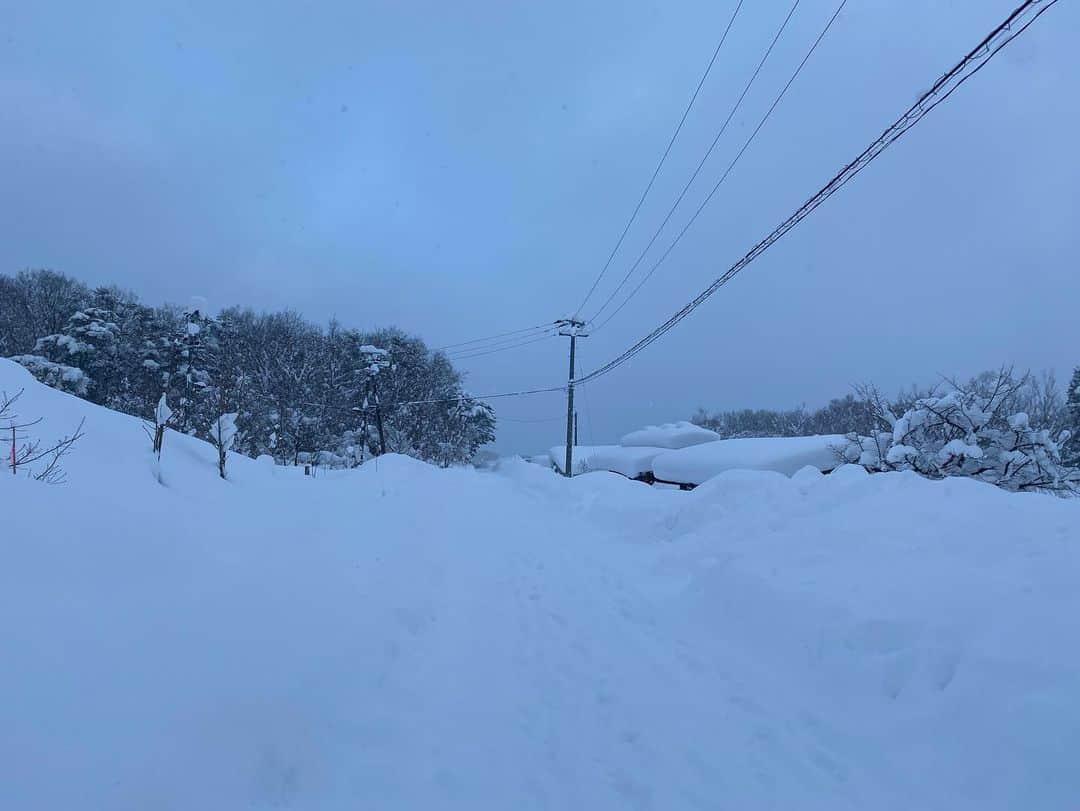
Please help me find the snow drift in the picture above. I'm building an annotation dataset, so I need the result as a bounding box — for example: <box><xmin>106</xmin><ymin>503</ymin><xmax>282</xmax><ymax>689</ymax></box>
<box><xmin>652</xmin><ymin>433</ymin><xmax>847</xmax><ymax>484</ymax></box>
<box><xmin>3</xmin><ymin>359</ymin><xmax>1079</xmax><ymax>809</ymax></box>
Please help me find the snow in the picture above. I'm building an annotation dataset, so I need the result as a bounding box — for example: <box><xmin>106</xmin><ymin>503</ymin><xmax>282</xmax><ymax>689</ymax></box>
<box><xmin>2</xmin><ymin>357</ymin><xmax>1080</xmax><ymax>809</ymax></box>
<box><xmin>938</xmin><ymin>437</ymin><xmax>985</xmax><ymax>461</ymax></box>
<box><xmin>653</xmin><ymin>433</ymin><xmax>847</xmax><ymax>484</ymax></box>
<box><xmin>1010</xmin><ymin>412</ymin><xmax>1031</xmax><ymax>430</ymax></box>
<box><xmin>549</xmin><ymin>444</ymin><xmax>666</xmax><ymax>477</ymax></box>
<box><xmin>212</xmin><ymin>412</ymin><xmax>239</xmax><ymax>450</ymax></box>
<box><xmin>10</xmin><ymin>354</ymin><xmax>91</xmax><ymax>396</ymax></box>
<box><xmin>154</xmin><ymin>392</ymin><xmax>172</xmax><ymax>427</ymax></box>
<box><xmin>619</xmin><ymin>420</ymin><xmax>720</xmax><ymax>449</ymax></box>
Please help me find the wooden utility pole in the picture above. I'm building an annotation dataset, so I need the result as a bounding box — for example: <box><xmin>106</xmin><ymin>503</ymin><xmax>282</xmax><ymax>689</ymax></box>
<box><xmin>359</xmin><ymin>344</ymin><xmax>391</xmax><ymax>458</ymax></box>
<box><xmin>557</xmin><ymin>318</ymin><xmax>587</xmax><ymax>477</ymax></box>
<box><xmin>371</xmin><ymin>379</ymin><xmax>387</xmax><ymax>456</ymax></box>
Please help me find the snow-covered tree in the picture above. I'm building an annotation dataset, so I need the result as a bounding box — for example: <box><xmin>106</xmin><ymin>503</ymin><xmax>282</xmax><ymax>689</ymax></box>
<box><xmin>209</xmin><ymin>412</ymin><xmax>238</xmax><ymax>479</ymax></box>
<box><xmin>150</xmin><ymin>307</ymin><xmax>215</xmax><ymax>436</ymax></box>
<box><xmin>1064</xmin><ymin>367</ymin><xmax>1080</xmax><ymax>468</ymax></box>
<box><xmin>150</xmin><ymin>393</ymin><xmax>172</xmax><ymax>458</ymax></box>
<box><xmin>842</xmin><ymin>370</ymin><xmax>1078</xmax><ymax>494</ymax></box>
<box><xmin>8</xmin><ymin>354</ymin><xmax>91</xmax><ymax>397</ymax></box>
<box><xmin>0</xmin><ymin>269</ymin><xmax>89</xmax><ymax>356</ymax></box>
<box><xmin>32</xmin><ymin>305</ymin><xmax>121</xmax><ymax>404</ymax></box>
<box><xmin>1</xmin><ymin>272</ymin><xmax>500</xmax><ymax>470</ymax></box>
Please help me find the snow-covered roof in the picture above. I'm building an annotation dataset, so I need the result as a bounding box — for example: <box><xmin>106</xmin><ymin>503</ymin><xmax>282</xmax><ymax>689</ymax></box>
<box><xmin>619</xmin><ymin>421</ymin><xmax>720</xmax><ymax>450</ymax></box>
<box><xmin>652</xmin><ymin>434</ymin><xmax>847</xmax><ymax>485</ymax></box>
<box><xmin>549</xmin><ymin>445</ymin><xmax>667</xmax><ymax>478</ymax></box>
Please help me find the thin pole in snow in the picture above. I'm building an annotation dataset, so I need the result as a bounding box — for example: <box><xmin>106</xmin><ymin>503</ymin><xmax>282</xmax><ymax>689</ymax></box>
<box><xmin>557</xmin><ymin>318</ymin><xmax>587</xmax><ymax>477</ymax></box>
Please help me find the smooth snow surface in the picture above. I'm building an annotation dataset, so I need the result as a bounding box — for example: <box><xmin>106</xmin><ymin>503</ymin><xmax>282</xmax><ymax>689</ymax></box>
<box><xmin>3</xmin><ymin>359</ymin><xmax>1079</xmax><ymax>809</ymax></box>
<box><xmin>619</xmin><ymin>420</ymin><xmax>720</xmax><ymax>449</ymax></box>
<box><xmin>653</xmin><ymin>434</ymin><xmax>848</xmax><ymax>484</ymax></box>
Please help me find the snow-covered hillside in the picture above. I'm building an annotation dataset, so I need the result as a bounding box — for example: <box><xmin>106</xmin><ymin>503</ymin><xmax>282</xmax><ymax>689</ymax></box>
<box><xmin>3</xmin><ymin>358</ymin><xmax>1079</xmax><ymax>809</ymax></box>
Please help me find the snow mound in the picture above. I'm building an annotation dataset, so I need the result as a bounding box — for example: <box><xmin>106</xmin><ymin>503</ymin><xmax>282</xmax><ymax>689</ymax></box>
<box><xmin>653</xmin><ymin>434</ymin><xmax>847</xmax><ymax>484</ymax></box>
<box><xmin>549</xmin><ymin>444</ymin><xmax>666</xmax><ymax>477</ymax></box>
<box><xmin>619</xmin><ymin>420</ymin><xmax>720</xmax><ymax>449</ymax></box>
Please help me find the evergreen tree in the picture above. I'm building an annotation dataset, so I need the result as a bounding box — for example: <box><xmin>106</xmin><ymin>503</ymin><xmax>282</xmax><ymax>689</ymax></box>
<box><xmin>1065</xmin><ymin>367</ymin><xmax>1080</xmax><ymax>467</ymax></box>
<box><xmin>159</xmin><ymin>308</ymin><xmax>215</xmax><ymax>435</ymax></box>
<box><xmin>32</xmin><ymin>304</ymin><xmax>121</xmax><ymax>405</ymax></box>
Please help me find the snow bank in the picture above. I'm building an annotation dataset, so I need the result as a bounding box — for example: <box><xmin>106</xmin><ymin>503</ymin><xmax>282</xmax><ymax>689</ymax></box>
<box><xmin>653</xmin><ymin>433</ymin><xmax>847</xmax><ymax>484</ymax></box>
<box><xmin>3</xmin><ymin>358</ymin><xmax>1080</xmax><ymax>809</ymax></box>
<box><xmin>549</xmin><ymin>444</ymin><xmax>666</xmax><ymax>477</ymax></box>
<box><xmin>619</xmin><ymin>420</ymin><xmax>720</xmax><ymax>449</ymax></box>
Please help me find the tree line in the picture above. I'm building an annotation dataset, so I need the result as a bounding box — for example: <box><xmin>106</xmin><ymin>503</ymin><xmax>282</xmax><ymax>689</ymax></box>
<box><xmin>693</xmin><ymin>368</ymin><xmax>1080</xmax><ymax>493</ymax></box>
<box><xmin>1</xmin><ymin>269</ymin><xmax>495</xmax><ymax>471</ymax></box>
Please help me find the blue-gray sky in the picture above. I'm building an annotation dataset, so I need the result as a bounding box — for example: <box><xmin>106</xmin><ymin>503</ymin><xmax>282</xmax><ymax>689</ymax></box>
<box><xmin>3</xmin><ymin>0</ymin><xmax>1077</xmax><ymax>453</ymax></box>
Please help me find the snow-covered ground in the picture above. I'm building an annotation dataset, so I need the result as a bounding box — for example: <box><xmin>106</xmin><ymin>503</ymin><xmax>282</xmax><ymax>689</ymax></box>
<box><xmin>3</xmin><ymin>358</ymin><xmax>1079</xmax><ymax>809</ymax></box>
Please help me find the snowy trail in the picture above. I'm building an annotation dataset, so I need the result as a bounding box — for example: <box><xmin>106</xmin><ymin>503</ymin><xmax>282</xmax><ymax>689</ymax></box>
<box><xmin>237</xmin><ymin>462</ymin><xmax>886</xmax><ymax>809</ymax></box>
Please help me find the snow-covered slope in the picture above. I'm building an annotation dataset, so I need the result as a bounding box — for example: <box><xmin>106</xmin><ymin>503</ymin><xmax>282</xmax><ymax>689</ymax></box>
<box><xmin>3</xmin><ymin>359</ymin><xmax>1079</xmax><ymax>809</ymax></box>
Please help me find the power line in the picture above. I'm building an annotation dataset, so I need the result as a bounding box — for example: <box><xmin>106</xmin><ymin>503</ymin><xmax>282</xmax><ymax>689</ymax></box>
<box><xmin>448</xmin><ymin>331</ymin><xmax>559</xmax><ymax>360</ymax></box>
<box><xmin>444</xmin><ymin>327</ymin><xmax>557</xmax><ymax>356</ymax></box>
<box><xmin>577</xmin><ymin>0</ymin><xmax>1059</xmax><ymax>386</ymax></box>
<box><xmin>433</xmin><ymin>322</ymin><xmax>553</xmax><ymax>352</ymax></box>
<box><xmin>390</xmin><ymin>384</ymin><xmax>566</xmax><ymax>408</ymax></box>
<box><xmin>592</xmin><ymin>0</ymin><xmax>847</xmax><ymax>334</ymax></box>
<box><xmin>573</xmin><ymin>0</ymin><xmax>747</xmax><ymax>318</ymax></box>
<box><xmin>398</xmin><ymin>0</ymin><xmax>1058</xmax><ymax>412</ymax></box>
<box><xmin>586</xmin><ymin>0</ymin><xmax>808</xmax><ymax>328</ymax></box>
<box><xmin>499</xmin><ymin>415</ymin><xmax>565</xmax><ymax>424</ymax></box>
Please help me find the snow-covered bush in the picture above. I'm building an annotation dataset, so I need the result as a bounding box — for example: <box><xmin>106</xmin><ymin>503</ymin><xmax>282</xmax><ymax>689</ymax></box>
<box><xmin>9</xmin><ymin>355</ymin><xmax>91</xmax><ymax>397</ymax></box>
<box><xmin>149</xmin><ymin>393</ymin><xmax>172</xmax><ymax>459</ymax></box>
<box><xmin>842</xmin><ymin>371</ymin><xmax>1078</xmax><ymax>494</ymax></box>
<box><xmin>209</xmin><ymin>412</ymin><xmax>238</xmax><ymax>479</ymax></box>
<box><xmin>1065</xmin><ymin>367</ymin><xmax>1080</xmax><ymax>468</ymax></box>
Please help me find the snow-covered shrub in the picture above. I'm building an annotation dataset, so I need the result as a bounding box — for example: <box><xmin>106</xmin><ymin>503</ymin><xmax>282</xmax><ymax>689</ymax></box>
<box><xmin>149</xmin><ymin>393</ymin><xmax>173</xmax><ymax>459</ymax></box>
<box><xmin>1065</xmin><ymin>367</ymin><xmax>1080</xmax><ymax>468</ymax></box>
<box><xmin>842</xmin><ymin>371</ymin><xmax>1078</xmax><ymax>494</ymax></box>
<box><xmin>209</xmin><ymin>412</ymin><xmax>238</xmax><ymax>479</ymax></box>
<box><xmin>9</xmin><ymin>355</ymin><xmax>91</xmax><ymax>397</ymax></box>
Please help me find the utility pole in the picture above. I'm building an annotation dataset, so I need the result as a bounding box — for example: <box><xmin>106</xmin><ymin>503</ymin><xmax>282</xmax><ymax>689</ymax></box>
<box><xmin>369</xmin><ymin>378</ymin><xmax>387</xmax><ymax>456</ymax></box>
<box><xmin>556</xmin><ymin>318</ymin><xmax>587</xmax><ymax>477</ymax></box>
<box><xmin>574</xmin><ymin>412</ymin><xmax>578</xmax><ymax>447</ymax></box>
<box><xmin>359</xmin><ymin>344</ymin><xmax>391</xmax><ymax>458</ymax></box>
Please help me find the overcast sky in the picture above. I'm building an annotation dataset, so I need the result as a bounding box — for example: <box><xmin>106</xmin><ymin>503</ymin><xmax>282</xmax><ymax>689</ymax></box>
<box><xmin>3</xmin><ymin>0</ymin><xmax>1077</xmax><ymax>453</ymax></box>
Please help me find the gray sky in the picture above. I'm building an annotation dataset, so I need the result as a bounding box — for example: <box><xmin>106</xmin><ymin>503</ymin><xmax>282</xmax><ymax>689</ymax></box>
<box><xmin>3</xmin><ymin>0</ymin><xmax>1077</xmax><ymax>453</ymax></box>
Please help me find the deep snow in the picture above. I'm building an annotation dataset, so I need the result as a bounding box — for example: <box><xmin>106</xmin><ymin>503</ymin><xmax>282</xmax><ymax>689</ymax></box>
<box><xmin>652</xmin><ymin>433</ymin><xmax>847</xmax><ymax>483</ymax></box>
<box><xmin>2</xmin><ymin>358</ymin><xmax>1079</xmax><ymax>809</ymax></box>
<box><xmin>619</xmin><ymin>421</ymin><xmax>720</xmax><ymax>450</ymax></box>
<box><xmin>548</xmin><ymin>443</ymin><xmax>666</xmax><ymax>477</ymax></box>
